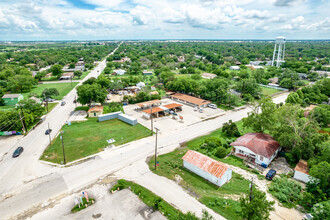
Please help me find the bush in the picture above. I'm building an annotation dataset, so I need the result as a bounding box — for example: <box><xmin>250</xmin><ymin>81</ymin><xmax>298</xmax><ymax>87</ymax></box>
<box><xmin>268</xmin><ymin>178</ymin><xmax>302</xmax><ymax>207</ymax></box>
<box><xmin>71</xmin><ymin>197</ymin><xmax>95</xmax><ymax>213</ymax></box>
<box><xmin>311</xmin><ymin>200</ymin><xmax>330</xmax><ymax>220</ymax></box>
<box><xmin>215</xmin><ymin>147</ymin><xmax>227</xmax><ymax>158</ymax></box>
<box><xmin>200</xmin><ymin>137</ymin><xmax>222</xmax><ymax>150</ymax></box>
<box><xmin>222</xmin><ymin>120</ymin><xmax>240</xmax><ymax>137</ymax></box>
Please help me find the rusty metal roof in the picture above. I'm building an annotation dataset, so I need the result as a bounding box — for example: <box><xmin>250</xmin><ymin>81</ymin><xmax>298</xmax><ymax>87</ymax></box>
<box><xmin>142</xmin><ymin>107</ymin><xmax>164</xmax><ymax>114</ymax></box>
<box><xmin>170</xmin><ymin>93</ymin><xmax>211</xmax><ymax>106</ymax></box>
<box><xmin>230</xmin><ymin>133</ymin><xmax>280</xmax><ymax>158</ymax></box>
<box><xmin>88</xmin><ymin>106</ymin><xmax>104</xmax><ymax>113</ymax></box>
<box><xmin>182</xmin><ymin>150</ymin><xmax>229</xmax><ymax>178</ymax></box>
<box><xmin>294</xmin><ymin>159</ymin><xmax>309</xmax><ymax>175</ymax></box>
<box><xmin>163</xmin><ymin>103</ymin><xmax>182</xmax><ymax>109</ymax></box>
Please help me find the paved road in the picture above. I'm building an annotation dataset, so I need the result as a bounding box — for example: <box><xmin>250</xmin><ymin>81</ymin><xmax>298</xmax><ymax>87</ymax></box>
<box><xmin>0</xmin><ymin>43</ymin><xmax>122</xmax><ymax>204</ymax></box>
<box><xmin>39</xmin><ymin>80</ymin><xmax>81</xmax><ymax>84</ymax></box>
<box><xmin>0</xmin><ymin>89</ymin><xmax>288</xmax><ymax>219</ymax></box>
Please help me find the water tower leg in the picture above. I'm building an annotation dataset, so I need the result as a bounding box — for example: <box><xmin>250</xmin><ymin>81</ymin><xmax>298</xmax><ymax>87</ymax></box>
<box><xmin>276</xmin><ymin>44</ymin><xmax>282</xmax><ymax>67</ymax></box>
<box><xmin>272</xmin><ymin>44</ymin><xmax>277</xmax><ymax>66</ymax></box>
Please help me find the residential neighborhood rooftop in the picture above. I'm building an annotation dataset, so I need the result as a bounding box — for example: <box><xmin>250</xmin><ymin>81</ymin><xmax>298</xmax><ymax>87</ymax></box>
<box><xmin>88</xmin><ymin>106</ymin><xmax>104</xmax><ymax>113</ymax></box>
<box><xmin>294</xmin><ymin>159</ymin><xmax>309</xmax><ymax>175</ymax></box>
<box><xmin>230</xmin><ymin>132</ymin><xmax>281</xmax><ymax>158</ymax></box>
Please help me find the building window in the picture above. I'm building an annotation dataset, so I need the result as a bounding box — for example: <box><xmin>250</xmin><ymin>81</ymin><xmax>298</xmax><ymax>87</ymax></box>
<box><xmin>249</xmin><ymin>153</ymin><xmax>256</xmax><ymax>158</ymax></box>
<box><xmin>239</xmin><ymin>150</ymin><xmax>244</xmax><ymax>154</ymax></box>
<box><xmin>260</xmin><ymin>156</ymin><xmax>264</xmax><ymax>161</ymax></box>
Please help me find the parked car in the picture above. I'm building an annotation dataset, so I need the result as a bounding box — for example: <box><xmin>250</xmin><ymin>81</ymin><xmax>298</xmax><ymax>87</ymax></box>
<box><xmin>265</xmin><ymin>169</ymin><xmax>276</xmax><ymax>180</ymax></box>
<box><xmin>302</xmin><ymin>214</ymin><xmax>313</xmax><ymax>220</ymax></box>
<box><xmin>193</xmin><ymin>107</ymin><xmax>198</xmax><ymax>111</ymax></box>
<box><xmin>199</xmin><ymin>108</ymin><xmax>204</xmax><ymax>113</ymax></box>
<box><xmin>61</xmin><ymin>101</ymin><xmax>66</xmax><ymax>106</ymax></box>
<box><xmin>207</xmin><ymin>103</ymin><xmax>217</xmax><ymax>109</ymax></box>
<box><xmin>43</xmin><ymin>98</ymin><xmax>56</xmax><ymax>102</ymax></box>
<box><xmin>12</xmin><ymin>147</ymin><xmax>24</xmax><ymax>158</ymax></box>
<box><xmin>45</xmin><ymin>129</ymin><xmax>52</xmax><ymax>135</ymax></box>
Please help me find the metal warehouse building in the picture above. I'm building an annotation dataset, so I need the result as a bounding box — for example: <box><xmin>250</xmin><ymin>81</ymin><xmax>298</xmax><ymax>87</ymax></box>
<box><xmin>182</xmin><ymin>150</ymin><xmax>232</xmax><ymax>187</ymax></box>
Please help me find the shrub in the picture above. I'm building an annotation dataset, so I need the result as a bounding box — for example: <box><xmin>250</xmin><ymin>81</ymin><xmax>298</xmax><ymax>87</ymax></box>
<box><xmin>222</xmin><ymin>120</ymin><xmax>240</xmax><ymax>137</ymax></box>
<box><xmin>215</xmin><ymin>147</ymin><xmax>227</xmax><ymax>158</ymax></box>
<box><xmin>268</xmin><ymin>178</ymin><xmax>302</xmax><ymax>207</ymax></box>
<box><xmin>200</xmin><ymin>137</ymin><xmax>222</xmax><ymax>150</ymax></box>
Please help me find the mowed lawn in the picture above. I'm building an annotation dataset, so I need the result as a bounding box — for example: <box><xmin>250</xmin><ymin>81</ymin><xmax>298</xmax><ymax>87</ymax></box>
<box><xmin>41</xmin><ymin>118</ymin><xmax>151</xmax><ymax>164</ymax></box>
<box><xmin>23</xmin><ymin>82</ymin><xmax>79</xmax><ymax>100</ymax></box>
<box><xmin>261</xmin><ymin>86</ymin><xmax>281</xmax><ymax>96</ymax></box>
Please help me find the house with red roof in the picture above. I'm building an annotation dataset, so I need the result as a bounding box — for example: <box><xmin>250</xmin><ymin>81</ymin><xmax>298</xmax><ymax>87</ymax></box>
<box><xmin>182</xmin><ymin>150</ymin><xmax>232</xmax><ymax>187</ymax></box>
<box><xmin>230</xmin><ymin>133</ymin><xmax>281</xmax><ymax>167</ymax></box>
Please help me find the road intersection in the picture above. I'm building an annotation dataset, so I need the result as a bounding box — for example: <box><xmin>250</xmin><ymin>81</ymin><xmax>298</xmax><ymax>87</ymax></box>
<box><xmin>0</xmin><ymin>42</ymin><xmax>289</xmax><ymax>219</ymax></box>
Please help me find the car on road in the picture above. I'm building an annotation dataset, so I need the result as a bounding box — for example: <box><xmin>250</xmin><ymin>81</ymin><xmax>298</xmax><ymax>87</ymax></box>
<box><xmin>265</xmin><ymin>169</ymin><xmax>276</xmax><ymax>180</ymax></box>
<box><xmin>43</xmin><ymin>98</ymin><xmax>56</xmax><ymax>102</ymax></box>
<box><xmin>12</xmin><ymin>147</ymin><xmax>24</xmax><ymax>158</ymax></box>
<box><xmin>207</xmin><ymin>103</ymin><xmax>217</xmax><ymax>109</ymax></box>
<box><xmin>45</xmin><ymin>129</ymin><xmax>52</xmax><ymax>135</ymax></box>
<box><xmin>61</xmin><ymin>101</ymin><xmax>66</xmax><ymax>106</ymax></box>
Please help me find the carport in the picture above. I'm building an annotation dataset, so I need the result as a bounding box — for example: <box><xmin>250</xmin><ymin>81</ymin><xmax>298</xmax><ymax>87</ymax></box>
<box><xmin>141</xmin><ymin>103</ymin><xmax>183</xmax><ymax>119</ymax></box>
<box><xmin>135</xmin><ymin>99</ymin><xmax>162</xmax><ymax>111</ymax></box>
<box><xmin>164</xmin><ymin>103</ymin><xmax>183</xmax><ymax>112</ymax></box>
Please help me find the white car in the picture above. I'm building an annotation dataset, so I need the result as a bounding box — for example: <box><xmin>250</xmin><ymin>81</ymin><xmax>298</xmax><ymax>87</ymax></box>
<box><xmin>193</xmin><ymin>107</ymin><xmax>198</xmax><ymax>111</ymax></box>
<box><xmin>199</xmin><ymin>108</ymin><xmax>203</xmax><ymax>113</ymax></box>
<box><xmin>208</xmin><ymin>103</ymin><xmax>217</xmax><ymax>109</ymax></box>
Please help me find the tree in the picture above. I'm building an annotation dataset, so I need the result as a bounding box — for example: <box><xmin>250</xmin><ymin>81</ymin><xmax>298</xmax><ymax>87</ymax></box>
<box><xmin>76</xmin><ymin>84</ymin><xmax>107</xmax><ymax>105</ymax></box>
<box><xmin>7</xmin><ymin>75</ymin><xmax>36</xmax><ymax>92</ymax></box>
<box><xmin>41</xmin><ymin>88</ymin><xmax>59</xmax><ymax>99</ymax></box>
<box><xmin>50</xmin><ymin>64</ymin><xmax>63</xmax><ymax>78</ymax></box>
<box><xmin>96</xmin><ymin>76</ymin><xmax>110</xmax><ymax>88</ymax></box>
<box><xmin>240</xmin><ymin>188</ymin><xmax>275</xmax><ymax>220</ymax></box>
<box><xmin>69</xmin><ymin>63</ymin><xmax>75</xmax><ymax>69</ymax></box>
<box><xmin>285</xmin><ymin>92</ymin><xmax>302</xmax><ymax>105</ymax></box>
<box><xmin>312</xmin><ymin>105</ymin><xmax>330</xmax><ymax>128</ymax></box>
<box><xmin>74</xmin><ymin>70</ymin><xmax>82</xmax><ymax>79</ymax></box>
<box><xmin>234</xmin><ymin>78</ymin><xmax>261</xmax><ymax>99</ymax></box>
<box><xmin>243</xmin><ymin>96</ymin><xmax>276</xmax><ymax>133</ymax></box>
<box><xmin>309</xmin><ymin>161</ymin><xmax>330</xmax><ymax>195</ymax></box>
<box><xmin>311</xmin><ymin>200</ymin><xmax>330</xmax><ymax>220</ymax></box>
<box><xmin>222</xmin><ymin>120</ymin><xmax>240</xmax><ymax>137</ymax></box>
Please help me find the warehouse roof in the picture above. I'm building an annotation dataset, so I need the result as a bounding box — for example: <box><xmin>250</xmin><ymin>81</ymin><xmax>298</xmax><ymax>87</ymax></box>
<box><xmin>170</xmin><ymin>93</ymin><xmax>210</xmax><ymax>106</ymax></box>
<box><xmin>182</xmin><ymin>150</ymin><xmax>229</xmax><ymax>178</ymax></box>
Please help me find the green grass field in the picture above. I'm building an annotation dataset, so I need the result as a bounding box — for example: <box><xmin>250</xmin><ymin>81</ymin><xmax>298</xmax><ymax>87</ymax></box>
<box><xmin>41</xmin><ymin>118</ymin><xmax>151</xmax><ymax>164</ymax></box>
<box><xmin>147</xmin><ymin>120</ymin><xmax>257</xmax><ymax>219</ymax></box>
<box><xmin>261</xmin><ymin>87</ymin><xmax>282</xmax><ymax>96</ymax></box>
<box><xmin>23</xmin><ymin>82</ymin><xmax>78</xmax><ymax>100</ymax></box>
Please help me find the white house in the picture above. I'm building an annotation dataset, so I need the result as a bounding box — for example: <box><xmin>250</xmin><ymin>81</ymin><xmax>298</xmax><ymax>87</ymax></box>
<box><xmin>229</xmin><ymin>66</ymin><xmax>240</xmax><ymax>70</ymax></box>
<box><xmin>293</xmin><ymin>160</ymin><xmax>312</xmax><ymax>183</ymax></box>
<box><xmin>230</xmin><ymin>133</ymin><xmax>281</xmax><ymax>167</ymax></box>
<box><xmin>136</xmin><ymin>82</ymin><xmax>146</xmax><ymax>89</ymax></box>
<box><xmin>182</xmin><ymin>150</ymin><xmax>232</xmax><ymax>187</ymax></box>
<box><xmin>114</xmin><ymin>69</ymin><xmax>126</xmax><ymax>75</ymax></box>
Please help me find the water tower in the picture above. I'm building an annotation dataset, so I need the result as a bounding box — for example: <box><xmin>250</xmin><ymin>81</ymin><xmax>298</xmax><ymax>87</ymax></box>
<box><xmin>271</xmin><ymin>36</ymin><xmax>286</xmax><ymax>67</ymax></box>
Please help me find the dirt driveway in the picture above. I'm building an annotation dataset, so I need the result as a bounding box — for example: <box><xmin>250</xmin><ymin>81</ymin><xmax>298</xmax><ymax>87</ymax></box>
<box><xmin>228</xmin><ymin>165</ymin><xmax>303</xmax><ymax>220</ymax></box>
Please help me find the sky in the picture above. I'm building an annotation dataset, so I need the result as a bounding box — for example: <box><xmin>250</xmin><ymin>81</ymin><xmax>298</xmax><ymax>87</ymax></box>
<box><xmin>0</xmin><ymin>0</ymin><xmax>329</xmax><ymax>41</ymax></box>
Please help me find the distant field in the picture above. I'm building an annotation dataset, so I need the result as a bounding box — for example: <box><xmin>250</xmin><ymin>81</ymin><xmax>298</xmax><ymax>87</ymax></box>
<box><xmin>23</xmin><ymin>82</ymin><xmax>78</xmax><ymax>100</ymax></box>
<box><xmin>41</xmin><ymin>118</ymin><xmax>151</xmax><ymax>164</ymax></box>
<box><xmin>261</xmin><ymin>87</ymin><xmax>281</xmax><ymax>96</ymax></box>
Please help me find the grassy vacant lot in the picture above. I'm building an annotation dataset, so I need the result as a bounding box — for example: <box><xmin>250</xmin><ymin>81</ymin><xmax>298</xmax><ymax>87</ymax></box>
<box><xmin>41</xmin><ymin>118</ymin><xmax>151</xmax><ymax>164</ymax></box>
<box><xmin>147</xmin><ymin>121</ymin><xmax>256</xmax><ymax>219</ymax></box>
<box><xmin>261</xmin><ymin>87</ymin><xmax>281</xmax><ymax>96</ymax></box>
<box><xmin>148</xmin><ymin>149</ymin><xmax>249</xmax><ymax>220</ymax></box>
<box><xmin>23</xmin><ymin>82</ymin><xmax>78</xmax><ymax>100</ymax></box>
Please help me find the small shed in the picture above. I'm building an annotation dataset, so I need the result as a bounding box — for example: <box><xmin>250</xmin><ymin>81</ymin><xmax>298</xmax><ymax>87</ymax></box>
<box><xmin>182</xmin><ymin>150</ymin><xmax>232</xmax><ymax>187</ymax></box>
<box><xmin>293</xmin><ymin>160</ymin><xmax>312</xmax><ymax>183</ymax></box>
<box><xmin>88</xmin><ymin>106</ymin><xmax>104</xmax><ymax>117</ymax></box>
<box><xmin>114</xmin><ymin>69</ymin><xmax>126</xmax><ymax>75</ymax></box>
<box><xmin>201</xmin><ymin>72</ymin><xmax>217</xmax><ymax>79</ymax></box>
<box><xmin>2</xmin><ymin>94</ymin><xmax>24</xmax><ymax>106</ymax></box>
<box><xmin>143</xmin><ymin>70</ymin><xmax>153</xmax><ymax>75</ymax></box>
<box><xmin>230</xmin><ymin>66</ymin><xmax>240</xmax><ymax>70</ymax></box>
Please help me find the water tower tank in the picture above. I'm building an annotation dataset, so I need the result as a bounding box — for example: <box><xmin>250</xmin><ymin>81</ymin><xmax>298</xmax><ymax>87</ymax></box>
<box><xmin>275</xmin><ymin>36</ymin><xmax>286</xmax><ymax>43</ymax></box>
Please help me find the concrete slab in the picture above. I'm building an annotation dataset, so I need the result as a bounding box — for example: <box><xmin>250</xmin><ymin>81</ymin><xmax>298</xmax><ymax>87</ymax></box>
<box><xmin>68</xmin><ymin>111</ymin><xmax>88</xmax><ymax>122</ymax></box>
<box><xmin>28</xmin><ymin>184</ymin><xmax>165</xmax><ymax>220</ymax></box>
<box><xmin>123</xmin><ymin>98</ymin><xmax>225</xmax><ymax>134</ymax></box>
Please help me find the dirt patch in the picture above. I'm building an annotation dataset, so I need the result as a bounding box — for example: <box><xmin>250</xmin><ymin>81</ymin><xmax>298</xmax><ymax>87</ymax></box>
<box><xmin>77</xmin><ymin>137</ymin><xmax>84</xmax><ymax>141</ymax></box>
<box><xmin>222</xmin><ymin>194</ymin><xmax>240</xmax><ymax>201</ymax></box>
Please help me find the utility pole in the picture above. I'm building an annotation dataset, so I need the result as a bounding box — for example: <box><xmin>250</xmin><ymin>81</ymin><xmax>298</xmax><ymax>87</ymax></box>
<box><xmin>48</xmin><ymin>123</ymin><xmax>51</xmax><ymax>146</ymax></box>
<box><xmin>154</xmin><ymin>127</ymin><xmax>160</xmax><ymax>170</ymax></box>
<box><xmin>150</xmin><ymin>105</ymin><xmax>153</xmax><ymax>135</ymax></box>
<box><xmin>71</xmin><ymin>75</ymin><xmax>73</xmax><ymax>88</ymax></box>
<box><xmin>18</xmin><ymin>104</ymin><xmax>27</xmax><ymax>134</ymax></box>
<box><xmin>249</xmin><ymin>177</ymin><xmax>253</xmax><ymax>201</ymax></box>
<box><xmin>61</xmin><ymin>131</ymin><xmax>66</xmax><ymax>165</ymax></box>
<box><xmin>18</xmin><ymin>111</ymin><xmax>26</xmax><ymax>134</ymax></box>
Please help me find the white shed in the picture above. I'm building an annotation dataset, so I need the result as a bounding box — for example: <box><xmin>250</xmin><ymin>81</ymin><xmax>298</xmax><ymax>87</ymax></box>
<box><xmin>114</xmin><ymin>69</ymin><xmax>126</xmax><ymax>75</ymax></box>
<box><xmin>293</xmin><ymin>160</ymin><xmax>312</xmax><ymax>183</ymax></box>
<box><xmin>230</xmin><ymin>66</ymin><xmax>240</xmax><ymax>70</ymax></box>
<box><xmin>182</xmin><ymin>150</ymin><xmax>232</xmax><ymax>187</ymax></box>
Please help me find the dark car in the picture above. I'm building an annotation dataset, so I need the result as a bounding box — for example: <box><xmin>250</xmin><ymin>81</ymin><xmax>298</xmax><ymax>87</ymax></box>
<box><xmin>61</xmin><ymin>101</ymin><xmax>66</xmax><ymax>106</ymax></box>
<box><xmin>266</xmin><ymin>169</ymin><xmax>276</xmax><ymax>180</ymax></box>
<box><xmin>45</xmin><ymin>129</ymin><xmax>52</xmax><ymax>135</ymax></box>
<box><xmin>12</xmin><ymin>147</ymin><xmax>24</xmax><ymax>158</ymax></box>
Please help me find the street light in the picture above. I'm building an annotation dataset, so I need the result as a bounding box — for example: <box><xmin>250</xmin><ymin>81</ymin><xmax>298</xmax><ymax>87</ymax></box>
<box><xmin>60</xmin><ymin>131</ymin><xmax>66</xmax><ymax>165</ymax></box>
<box><xmin>154</xmin><ymin>127</ymin><xmax>160</xmax><ymax>170</ymax></box>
